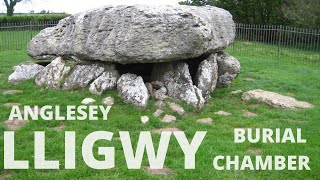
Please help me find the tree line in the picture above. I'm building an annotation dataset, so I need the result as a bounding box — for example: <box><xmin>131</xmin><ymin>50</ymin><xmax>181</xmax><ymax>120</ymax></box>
<box><xmin>2</xmin><ymin>0</ymin><xmax>319</xmax><ymax>28</ymax></box>
<box><xmin>179</xmin><ymin>0</ymin><xmax>320</xmax><ymax>28</ymax></box>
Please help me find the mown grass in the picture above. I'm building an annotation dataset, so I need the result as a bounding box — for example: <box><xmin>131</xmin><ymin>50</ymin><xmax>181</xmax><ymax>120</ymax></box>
<box><xmin>0</xmin><ymin>49</ymin><xmax>320</xmax><ymax>179</ymax></box>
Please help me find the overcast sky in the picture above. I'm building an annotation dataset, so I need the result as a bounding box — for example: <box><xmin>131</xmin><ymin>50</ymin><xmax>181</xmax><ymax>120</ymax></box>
<box><xmin>0</xmin><ymin>0</ymin><xmax>181</xmax><ymax>14</ymax></box>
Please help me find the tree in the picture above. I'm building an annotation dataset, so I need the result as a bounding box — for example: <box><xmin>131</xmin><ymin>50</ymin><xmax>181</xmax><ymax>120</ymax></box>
<box><xmin>282</xmin><ymin>0</ymin><xmax>320</xmax><ymax>28</ymax></box>
<box><xmin>179</xmin><ymin>0</ymin><xmax>287</xmax><ymax>25</ymax></box>
<box><xmin>3</xmin><ymin>0</ymin><xmax>29</xmax><ymax>16</ymax></box>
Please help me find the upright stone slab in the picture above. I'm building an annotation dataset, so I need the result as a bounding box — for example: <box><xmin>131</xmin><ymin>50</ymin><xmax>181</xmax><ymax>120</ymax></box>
<box><xmin>117</xmin><ymin>73</ymin><xmax>149</xmax><ymax>108</ymax></box>
<box><xmin>194</xmin><ymin>54</ymin><xmax>218</xmax><ymax>100</ymax></box>
<box><xmin>216</xmin><ymin>52</ymin><xmax>240</xmax><ymax>87</ymax></box>
<box><xmin>63</xmin><ymin>62</ymin><xmax>106</xmax><ymax>90</ymax></box>
<box><xmin>35</xmin><ymin>57</ymin><xmax>71</xmax><ymax>89</ymax></box>
<box><xmin>151</xmin><ymin>62</ymin><xmax>204</xmax><ymax>108</ymax></box>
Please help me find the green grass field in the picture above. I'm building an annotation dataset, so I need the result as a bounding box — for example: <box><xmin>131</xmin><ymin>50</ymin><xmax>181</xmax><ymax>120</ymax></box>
<box><xmin>0</xmin><ymin>48</ymin><xmax>320</xmax><ymax>179</ymax></box>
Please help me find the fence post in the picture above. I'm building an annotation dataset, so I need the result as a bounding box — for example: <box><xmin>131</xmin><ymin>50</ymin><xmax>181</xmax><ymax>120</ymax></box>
<box><xmin>277</xmin><ymin>25</ymin><xmax>282</xmax><ymax>60</ymax></box>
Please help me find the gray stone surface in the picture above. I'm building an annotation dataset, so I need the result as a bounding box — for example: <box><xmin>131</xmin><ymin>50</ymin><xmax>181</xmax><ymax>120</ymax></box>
<box><xmin>242</xmin><ymin>89</ymin><xmax>313</xmax><ymax>109</ymax></box>
<box><xmin>102</xmin><ymin>96</ymin><xmax>114</xmax><ymax>106</ymax></box>
<box><xmin>196</xmin><ymin>118</ymin><xmax>213</xmax><ymax>124</ymax></box>
<box><xmin>151</xmin><ymin>81</ymin><xmax>164</xmax><ymax>90</ymax></box>
<box><xmin>194</xmin><ymin>54</ymin><xmax>218</xmax><ymax>100</ymax></box>
<box><xmin>63</xmin><ymin>63</ymin><xmax>106</xmax><ymax>90</ymax></box>
<box><xmin>214</xmin><ymin>111</ymin><xmax>232</xmax><ymax>116</ymax></box>
<box><xmin>89</xmin><ymin>68</ymin><xmax>119</xmax><ymax>95</ymax></box>
<box><xmin>154</xmin><ymin>87</ymin><xmax>168</xmax><ymax>100</ymax></box>
<box><xmin>8</xmin><ymin>61</ymin><xmax>44</xmax><ymax>84</ymax></box>
<box><xmin>161</xmin><ymin>114</ymin><xmax>177</xmax><ymax>123</ymax></box>
<box><xmin>117</xmin><ymin>73</ymin><xmax>149</xmax><ymax>108</ymax></box>
<box><xmin>216</xmin><ymin>52</ymin><xmax>240</xmax><ymax>87</ymax></box>
<box><xmin>153</xmin><ymin>109</ymin><xmax>164</xmax><ymax>118</ymax></box>
<box><xmin>28</xmin><ymin>5</ymin><xmax>235</xmax><ymax>64</ymax></box>
<box><xmin>168</xmin><ymin>102</ymin><xmax>185</xmax><ymax>116</ymax></box>
<box><xmin>141</xmin><ymin>116</ymin><xmax>149</xmax><ymax>124</ymax></box>
<box><xmin>151</xmin><ymin>62</ymin><xmax>204</xmax><ymax>108</ymax></box>
<box><xmin>145</xmin><ymin>82</ymin><xmax>154</xmax><ymax>97</ymax></box>
<box><xmin>35</xmin><ymin>57</ymin><xmax>71</xmax><ymax>89</ymax></box>
<box><xmin>81</xmin><ymin>98</ymin><xmax>96</xmax><ymax>105</ymax></box>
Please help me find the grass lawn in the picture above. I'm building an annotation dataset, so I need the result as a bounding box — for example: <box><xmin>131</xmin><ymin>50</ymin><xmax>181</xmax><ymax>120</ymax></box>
<box><xmin>0</xmin><ymin>49</ymin><xmax>320</xmax><ymax>179</ymax></box>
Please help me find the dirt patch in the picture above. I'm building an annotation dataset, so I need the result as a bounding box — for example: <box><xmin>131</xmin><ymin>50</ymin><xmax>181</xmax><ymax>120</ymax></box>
<box><xmin>0</xmin><ymin>172</ymin><xmax>13</xmax><ymax>179</ymax></box>
<box><xmin>243</xmin><ymin>111</ymin><xmax>258</xmax><ymax>117</ymax></box>
<box><xmin>153</xmin><ymin>127</ymin><xmax>182</xmax><ymax>134</ymax></box>
<box><xmin>196</xmin><ymin>118</ymin><xmax>213</xmax><ymax>125</ymax></box>
<box><xmin>5</xmin><ymin>119</ymin><xmax>28</xmax><ymax>130</ymax></box>
<box><xmin>4</xmin><ymin>103</ymin><xmax>21</xmax><ymax>107</ymax></box>
<box><xmin>229</xmin><ymin>90</ymin><xmax>243</xmax><ymax>95</ymax></box>
<box><xmin>54</xmin><ymin>124</ymin><xmax>67</xmax><ymax>131</ymax></box>
<box><xmin>145</xmin><ymin>166</ymin><xmax>173</xmax><ymax>176</ymax></box>
<box><xmin>2</xmin><ymin>90</ymin><xmax>23</xmax><ymax>95</ymax></box>
<box><xmin>214</xmin><ymin>111</ymin><xmax>231</xmax><ymax>116</ymax></box>
<box><xmin>247</xmin><ymin>147</ymin><xmax>262</xmax><ymax>155</ymax></box>
<box><xmin>244</xmin><ymin>77</ymin><xmax>255</xmax><ymax>81</ymax></box>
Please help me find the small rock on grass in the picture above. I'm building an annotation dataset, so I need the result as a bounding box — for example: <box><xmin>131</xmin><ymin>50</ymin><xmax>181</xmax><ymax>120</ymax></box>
<box><xmin>243</xmin><ymin>111</ymin><xmax>258</xmax><ymax>117</ymax></box>
<box><xmin>54</xmin><ymin>124</ymin><xmax>66</xmax><ymax>131</ymax></box>
<box><xmin>81</xmin><ymin>98</ymin><xmax>96</xmax><ymax>105</ymax></box>
<box><xmin>102</xmin><ymin>97</ymin><xmax>114</xmax><ymax>106</ymax></box>
<box><xmin>146</xmin><ymin>166</ymin><xmax>173</xmax><ymax>175</ymax></box>
<box><xmin>153</xmin><ymin>109</ymin><xmax>163</xmax><ymax>118</ymax></box>
<box><xmin>247</xmin><ymin>147</ymin><xmax>262</xmax><ymax>155</ymax></box>
<box><xmin>155</xmin><ymin>100</ymin><xmax>166</xmax><ymax>109</ymax></box>
<box><xmin>168</xmin><ymin>102</ymin><xmax>185</xmax><ymax>115</ymax></box>
<box><xmin>153</xmin><ymin>127</ymin><xmax>181</xmax><ymax>134</ymax></box>
<box><xmin>244</xmin><ymin>77</ymin><xmax>255</xmax><ymax>81</ymax></box>
<box><xmin>4</xmin><ymin>103</ymin><xmax>21</xmax><ymax>107</ymax></box>
<box><xmin>154</xmin><ymin>87</ymin><xmax>168</xmax><ymax>101</ymax></box>
<box><xmin>214</xmin><ymin>111</ymin><xmax>231</xmax><ymax>116</ymax></box>
<box><xmin>229</xmin><ymin>90</ymin><xmax>243</xmax><ymax>95</ymax></box>
<box><xmin>141</xmin><ymin>116</ymin><xmax>149</xmax><ymax>124</ymax></box>
<box><xmin>161</xmin><ymin>115</ymin><xmax>176</xmax><ymax>123</ymax></box>
<box><xmin>3</xmin><ymin>90</ymin><xmax>23</xmax><ymax>95</ymax></box>
<box><xmin>196</xmin><ymin>118</ymin><xmax>213</xmax><ymax>125</ymax></box>
<box><xmin>5</xmin><ymin>119</ymin><xmax>28</xmax><ymax>130</ymax></box>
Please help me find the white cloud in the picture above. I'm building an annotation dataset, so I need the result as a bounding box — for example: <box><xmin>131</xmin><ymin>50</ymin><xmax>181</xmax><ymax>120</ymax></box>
<box><xmin>1</xmin><ymin>0</ymin><xmax>181</xmax><ymax>14</ymax></box>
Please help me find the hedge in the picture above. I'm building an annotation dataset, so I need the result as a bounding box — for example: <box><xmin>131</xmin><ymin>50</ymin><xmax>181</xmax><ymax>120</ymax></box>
<box><xmin>0</xmin><ymin>14</ymin><xmax>70</xmax><ymax>23</ymax></box>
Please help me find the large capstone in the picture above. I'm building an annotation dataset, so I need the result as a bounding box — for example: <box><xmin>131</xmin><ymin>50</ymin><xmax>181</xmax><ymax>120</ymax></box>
<box><xmin>8</xmin><ymin>62</ymin><xmax>44</xmax><ymax>84</ymax></box>
<box><xmin>28</xmin><ymin>5</ymin><xmax>235</xmax><ymax>64</ymax></box>
<box><xmin>35</xmin><ymin>57</ymin><xmax>71</xmax><ymax>89</ymax></box>
<box><xmin>117</xmin><ymin>73</ymin><xmax>149</xmax><ymax>108</ymax></box>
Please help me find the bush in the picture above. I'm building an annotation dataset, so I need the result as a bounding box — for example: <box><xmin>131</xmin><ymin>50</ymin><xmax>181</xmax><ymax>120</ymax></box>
<box><xmin>0</xmin><ymin>14</ymin><xmax>70</xmax><ymax>23</ymax></box>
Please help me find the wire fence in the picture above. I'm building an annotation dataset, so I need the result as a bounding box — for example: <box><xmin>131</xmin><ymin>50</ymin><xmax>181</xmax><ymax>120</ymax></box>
<box><xmin>229</xmin><ymin>24</ymin><xmax>320</xmax><ymax>62</ymax></box>
<box><xmin>0</xmin><ymin>21</ymin><xmax>319</xmax><ymax>62</ymax></box>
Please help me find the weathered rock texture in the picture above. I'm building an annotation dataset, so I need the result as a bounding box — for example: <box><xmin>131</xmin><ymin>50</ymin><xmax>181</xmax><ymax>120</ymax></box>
<box><xmin>216</xmin><ymin>52</ymin><xmax>240</xmax><ymax>87</ymax></box>
<box><xmin>151</xmin><ymin>62</ymin><xmax>205</xmax><ymax>108</ymax></box>
<box><xmin>11</xmin><ymin>5</ymin><xmax>240</xmax><ymax>109</ymax></box>
<box><xmin>35</xmin><ymin>57</ymin><xmax>71</xmax><ymax>89</ymax></box>
<box><xmin>63</xmin><ymin>63</ymin><xmax>106</xmax><ymax>90</ymax></box>
<box><xmin>8</xmin><ymin>62</ymin><xmax>44</xmax><ymax>84</ymax></box>
<box><xmin>28</xmin><ymin>5</ymin><xmax>235</xmax><ymax>63</ymax></box>
<box><xmin>242</xmin><ymin>89</ymin><xmax>313</xmax><ymax>109</ymax></box>
<box><xmin>195</xmin><ymin>54</ymin><xmax>218</xmax><ymax>100</ymax></box>
<box><xmin>117</xmin><ymin>73</ymin><xmax>149</xmax><ymax>107</ymax></box>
